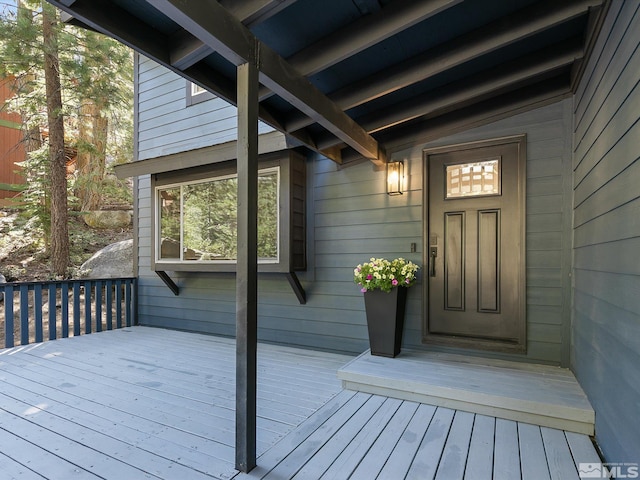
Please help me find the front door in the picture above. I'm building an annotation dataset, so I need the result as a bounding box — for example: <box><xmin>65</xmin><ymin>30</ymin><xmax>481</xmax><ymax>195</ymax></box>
<box><xmin>425</xmin><ymin>137</ymin><xmax>526</xmax><ymax>352</ymax></box>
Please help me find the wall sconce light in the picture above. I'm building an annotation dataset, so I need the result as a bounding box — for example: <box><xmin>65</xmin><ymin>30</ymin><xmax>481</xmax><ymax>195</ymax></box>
<box><xmin>387</xmin><ymin>160</ymin><xmax>404</xmax><ymax>195</ymax></box>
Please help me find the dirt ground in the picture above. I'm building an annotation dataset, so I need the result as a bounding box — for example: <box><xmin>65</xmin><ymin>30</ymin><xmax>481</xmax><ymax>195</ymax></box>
<box><xmin>0</xmin><ymin>210</ymin><xmax>132</xmax><ymax>282</ymax></box>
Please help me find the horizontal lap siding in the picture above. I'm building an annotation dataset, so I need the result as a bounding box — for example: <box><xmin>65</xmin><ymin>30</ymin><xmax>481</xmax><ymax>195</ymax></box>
<box><xmin>136</xmin><ymin>101</ymin><xmax>572</xmax><ymax>362</ymax></box>
<box><xmin>263</xmin><ymin>100</ymin><xmax>570</xmax><ymax>363</ymax></box>
<box><xmin>571</xmin><ymin>0</ymin><xmax>640</xmax><ymax>463</ymax></box>
<box><xmin>136</xmin><ymin>56</ymin><xmax>275</xmax><ymax>160</ymax></box>
<box><xmin>133</xmin><ymin>56</ymin><xmax>572</xmax><ymax>363</ymax></box>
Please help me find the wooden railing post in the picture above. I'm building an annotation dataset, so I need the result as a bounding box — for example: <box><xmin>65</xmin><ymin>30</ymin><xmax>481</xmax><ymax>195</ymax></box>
<box><xmin>4</xmin><ymin>285</ymin><xmax>14</xmax><ymax>348</ymax></box>
<box><xmin>19</xmin><ymin>284</ymin><xmax>29</xmax><ymax>345</ymax></box>
<box><xmin>48</xmin><ymin>283</ymin><xmax>57</xmax><ymax>340</ymax></box>
<box><xmin>34</xmin><ymin>284</ymin><xmax>43</xmax><ymax>343</ymax></box>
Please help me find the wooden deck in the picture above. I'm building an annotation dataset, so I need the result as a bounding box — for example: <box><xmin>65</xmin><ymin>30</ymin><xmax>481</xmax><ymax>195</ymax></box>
<box><xmin>338</xmin><ymin>350</ymin><xmax>595</xmax><ymax>435</ymax></box>
<box><xmin>0</xmin><ymin>327</ymin><xmax>601</xmax><ymax>479</ymax></box>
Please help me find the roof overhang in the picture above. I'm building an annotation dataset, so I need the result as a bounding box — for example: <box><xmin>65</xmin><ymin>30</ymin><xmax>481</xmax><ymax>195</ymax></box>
<box><xmin>49</xmin><ymin>0</ymin><xmax>607</xmax><ymax>164</ymax></box>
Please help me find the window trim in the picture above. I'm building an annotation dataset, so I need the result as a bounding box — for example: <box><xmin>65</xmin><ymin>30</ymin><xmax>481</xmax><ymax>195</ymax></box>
<box><xmin>151</xmin><ymin>154</ymin><xmax>295</xmax><ymax>273</ymax></box>
<box><xmin>186</xmin><ymin>81</ymin><xmax>215</xmax><ymax>106</ymax></box>
<box><xmin>155</xmin><ymin>166</ymin><xmax>281</xmax><ymax>265</ymax></box>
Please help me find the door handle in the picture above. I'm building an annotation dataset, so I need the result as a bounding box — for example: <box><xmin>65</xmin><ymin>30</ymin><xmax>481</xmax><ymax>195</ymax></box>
<box><xmin>430</xmin><ymin>246</ymin><xmax>437</xmax><ymax>277</ymax></box>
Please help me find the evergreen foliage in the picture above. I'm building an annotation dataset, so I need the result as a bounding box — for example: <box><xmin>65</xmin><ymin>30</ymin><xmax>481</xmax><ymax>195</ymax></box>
<box><xmin>0</xmin><ymin>1</ymin><xmax>133</xmax><ymax>276</ymax></box>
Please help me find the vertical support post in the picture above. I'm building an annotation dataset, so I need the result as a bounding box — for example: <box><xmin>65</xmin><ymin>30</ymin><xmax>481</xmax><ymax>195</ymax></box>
<box><xmin>235</xmin><ymin>57</ymin><xmax>259</xmax><ymax>473</ymax></box>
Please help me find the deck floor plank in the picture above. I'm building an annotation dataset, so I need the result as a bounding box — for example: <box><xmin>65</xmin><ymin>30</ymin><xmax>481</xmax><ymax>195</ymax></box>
<box><xmin>377</xmin><ymin>403</ymin><xmax>437</xmax><ymax>480</ymax></box>
<box><xmin>0</xmin><ymin>426</ymin><xmax>98</xmax><ymax>480</ymax></box>
<box><xmin>0</xmin><ymin>377</ymin><xmax>235</xmax><ymax>471</ymax></box>
<box><xmin>565</xmin><ymin>431</ymin><xmax>602</xmax><ymax>471</ymax></box>
<box><xmin>493</xmin><ymin>419</ymin><xmax>521</xmax><ymax>480</ymax></box>
<box><xmin>405</xmin><ymin>407</ymin><xmax>456</xmax><ymax>480</ymax></box>
<box><xmin>289</xmin><ymin>394</ymin><xmax>388</xmax><ymax>479</ymax></box>
<box><xmin>541</xmin><ymin>427</ymin><xmax>581</xmax><ymax>480</ymax></box>
<box><xmin>236</xmin><ymin>389</ymin><xmax>359</xmax><ymax>480</ymax></box>
<box><xmin>519</xmin><ymin>423</ymin><xmax>552</xmax><ymax>480</ymax></box>
<box><xmin>0</xmin><ymin>451</ymin><xmax>48</xmax><ymax>480</ymax></box>
<box><xmin>0</xmin><ymin>327</ymin><xmax>602</xmax><ymax>480</ymax></box>
<box><xmin>260</xmin><ymin>392</ymin><xmax>374</xmax><ymax>480</ymax></box>
<box><xmin>314</xmin><ymin>396</ymin><xmax>403</xmax><ymax>480</ymax></box>
<box><xmin>463</xmin><ymin>414</ymin><xmax>495</xmax><ymax>480</ymax></box>
<box><xmin>348</xmin><ymin>400</ymin><xmax>420</xmax><ymax>480</ymax></box>
<box><xmin>435</xmin><ymin>410</ymin><xmax>475</xmax><ymax>480</ymax></box>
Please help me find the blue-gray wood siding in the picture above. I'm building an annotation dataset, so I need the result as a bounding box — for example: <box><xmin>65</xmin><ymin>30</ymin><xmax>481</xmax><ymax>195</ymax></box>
<box><xmin>136</xmin><ymin>55</ymin><xmax>276</xmax><ymax>160</ymax></box>
<box><xmin>135</xmin><ymin>98</ymin><xmax>573</xmax><ymax>366</ymax></box>
<box><xmin>571</xmin><ymin>0</ymin><xmax>640</xmax><ymax>463</ymax></box>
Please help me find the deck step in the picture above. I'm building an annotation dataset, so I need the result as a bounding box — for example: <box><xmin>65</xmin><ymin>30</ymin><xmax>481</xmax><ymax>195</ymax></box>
<box><xmin>337</xmin><ymin>350</ymin><xmax>595</xmax><ymax>435</ymax></box>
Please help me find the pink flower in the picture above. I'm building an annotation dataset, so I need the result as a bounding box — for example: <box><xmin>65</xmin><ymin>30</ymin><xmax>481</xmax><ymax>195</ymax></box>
<box><xmin>366</xmin><ymin>274</ymin><xmax>373</xmax><ymax>280</ymax></box>
<box><xmin>405</xmin><ymin>278</ymin><xmax>410</xmax><ymax>284</ymax></box>
<box><xmin>361</xmin><ymin>287</ymin><xmax>367</xmax><ymax>293</ymax></box>
<box><xmin>392</xmin><ymin>279</ymin><xmax>398</xmax><ymax>286</ymax></box>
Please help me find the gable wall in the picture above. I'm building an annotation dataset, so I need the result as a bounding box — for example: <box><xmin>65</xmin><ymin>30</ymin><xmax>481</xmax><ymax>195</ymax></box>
<box><xmin>135</xmin><ymin>99</ymin><xmax>573</xmax><ymax>366</ymax></box>
<box><xmin>571</xmin><ymin>0</ymin><xmax>640</xmax><ymax>462</ymax></box>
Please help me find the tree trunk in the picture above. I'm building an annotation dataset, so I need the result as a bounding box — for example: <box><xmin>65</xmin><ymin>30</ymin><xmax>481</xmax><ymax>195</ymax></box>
<box><xmin>42</xmin><ymin>2</ymin><xmax>69</xmax><ymax>277</ymax></box>
<box><xmin>84</xmin><ymin>108</ymin><xmax>107</xmax><ymax>211</ymax></box>
<box><xmin>76</xmin><ymin>97</ymin><xmax>107</xmax><ymax>212</ymax></box>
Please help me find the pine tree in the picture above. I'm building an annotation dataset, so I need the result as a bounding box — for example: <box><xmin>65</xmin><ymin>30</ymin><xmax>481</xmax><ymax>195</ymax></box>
<box><xmin>0</xmin><ymin>0</ymin><xmax>133</xmax><ymax>277</ymax></box>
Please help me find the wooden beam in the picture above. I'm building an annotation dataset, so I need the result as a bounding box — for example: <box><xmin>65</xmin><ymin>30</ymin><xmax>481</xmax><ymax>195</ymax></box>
<box><xmin>221</xmin><ymin>0</ymin><xmax>298</xmax><ymax>27</ymax></box>
<box><xmin>337</xmin><ymin>75</ymin><xmax>572</xmax><ymax>165</ymax></box>
<box><xmin>169</xmin><ymin>30</ymin><xmax>212</xmax><ymax>70</ymax></box>
<box><xmin>284</xmin><ymin>0</ymin><xmax>459</xmax><ymax>77</ymax></box>
<box><xmin>256</xmin><ymin>0</ymin><xmax>459</xmax><ymax>100</ymax></box>
<box><xmin>380</xmin><ymin>75</ymin><xmax>572</xmax><ymax>152</ymax></box>
<box><xmin>359</xmin><ymin>38</ymin><xmax>583</xmax><ymax>133</ymax></box>
<box><xmin>170</xmin><ymin>0</ymin><xmax>296</xmax><ymax>69</ymax></box>
<box><xmin>145</xmin><ymin>0</ymin><xmax>383</xmax><ymax>163</ymax></box>
<box><xmin>283</xmin><ymin>0</ymin><xmax>603</xmax><ymax>133</ymax></box>
<box><xmin>333</xmin><ymin>0</ymin><xmax>602</xmax><ymax>110</ymax></box>
<box><xmin>235</xmin><ymin>60</ymin><xmax>259</xmax><ymax>473</ymax></box>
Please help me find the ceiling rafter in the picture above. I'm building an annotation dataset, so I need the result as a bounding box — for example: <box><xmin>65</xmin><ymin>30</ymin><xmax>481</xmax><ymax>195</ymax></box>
<box><xmin>379</xmin><ymin>75</ymin><xmax>572</xmax><ymax>153</ymax></box>
<box><xmin>359</xmin><ymin>37</ymin><xmax>584</xmax><ymax>133</ymax></box>
<box><xmin>283</xmin><ymin>0</ymin><xmax>603</xmax><ymax>133</ymax></box>
<box><xmin>145</xmin><ymin>0</ymin><xmax>385</xmax><ymax>165</ymax></box>
<box><xmin>256</xmin><ymin>0</ymin><xmax>460</xmax><ymax>100</ymax></box>
<box><xmin>221</xmin><ymin>0</ymin><xmax>299</xmax><ymax>27</ymax></box>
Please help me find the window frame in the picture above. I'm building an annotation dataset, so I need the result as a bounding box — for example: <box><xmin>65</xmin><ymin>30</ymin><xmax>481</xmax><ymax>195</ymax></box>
<box><xmin>151</xmin><ymin>153</ymin><xmax>299</xmax><ymax>273</ymax></box>
<box><xmin>185</xmin><ymin>81</ymin><xmax>215</xmax><ymax>106</ymax></box>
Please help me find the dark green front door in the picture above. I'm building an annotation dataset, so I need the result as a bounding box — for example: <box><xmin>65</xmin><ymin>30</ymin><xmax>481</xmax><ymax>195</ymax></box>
<box><xmin>425</xmin><ymin>137</ymin><xmax>526</xmax><ymax>352</ymax></box>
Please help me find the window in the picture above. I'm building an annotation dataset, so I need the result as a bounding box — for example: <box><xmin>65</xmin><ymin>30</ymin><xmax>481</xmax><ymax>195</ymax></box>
<box><xmin>157</xmin><ymin>168</ymin><xmax>280</xmax><ymax>263</ymax></box>
<box><xmin>186</xmin><ymin>81</ymin><xmax>215</xmax><ymax>106</ymax></box>
<box><xmin>151</xmin><ymin>152</ymin><xmax>306</xmax><ymax>273</ymax></box>
<box><xmin>446</xmin><ymin>158</ymin><xmax>501</xmax><ymax>199</ymax></box>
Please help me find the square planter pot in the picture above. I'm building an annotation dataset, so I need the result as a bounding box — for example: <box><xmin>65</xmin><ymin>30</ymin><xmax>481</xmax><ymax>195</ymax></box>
<box><xmin>363</xmin><ymin>287</ymin><xmax>408</xmax><ymax>357</ymax></box>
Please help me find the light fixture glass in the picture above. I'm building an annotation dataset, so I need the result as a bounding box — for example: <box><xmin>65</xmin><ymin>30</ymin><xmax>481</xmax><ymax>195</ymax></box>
<box><xmin>387</xmin><ymin>160</ymin><xmax>404</xmax><ymax>195</ymax></box>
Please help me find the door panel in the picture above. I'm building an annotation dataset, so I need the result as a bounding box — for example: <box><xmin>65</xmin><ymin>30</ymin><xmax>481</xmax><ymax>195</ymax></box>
<box><xmin>478</xmin><ymin>209</ymin><xmax>500</xmax><ymax>313</ymax></box>
<box><xmin>425</xmin><ymin>138</ymin><xmax>526</xmax><ymax>352</ymax></box>
<box><xmin>444</xmin><ymin>212</ymin><xmax>464</xmax><ymax>311</ymax></box>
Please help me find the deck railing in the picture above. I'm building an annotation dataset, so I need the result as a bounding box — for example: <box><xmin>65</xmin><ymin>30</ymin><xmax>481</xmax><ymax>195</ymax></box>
<box><xmin>1</xmin><ymin>277</ymin><xmax>136</xmax><ymax>349</ymax></box>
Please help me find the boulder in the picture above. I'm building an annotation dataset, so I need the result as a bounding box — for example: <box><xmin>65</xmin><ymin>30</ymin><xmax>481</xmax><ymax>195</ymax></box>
<box><xmin>0</xmin><ymin>272</ymin><xmax>5</xmax><ymax>302</ymax></box>
<box><xmin>82</xmin><ymin>210</ymin><xmax>132</xmax><ymax>229</ymax></box>
<box><xmin>79</xmin><ymin>239</ymin><xmax>134</xmax><ymax>279</ymax></box>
